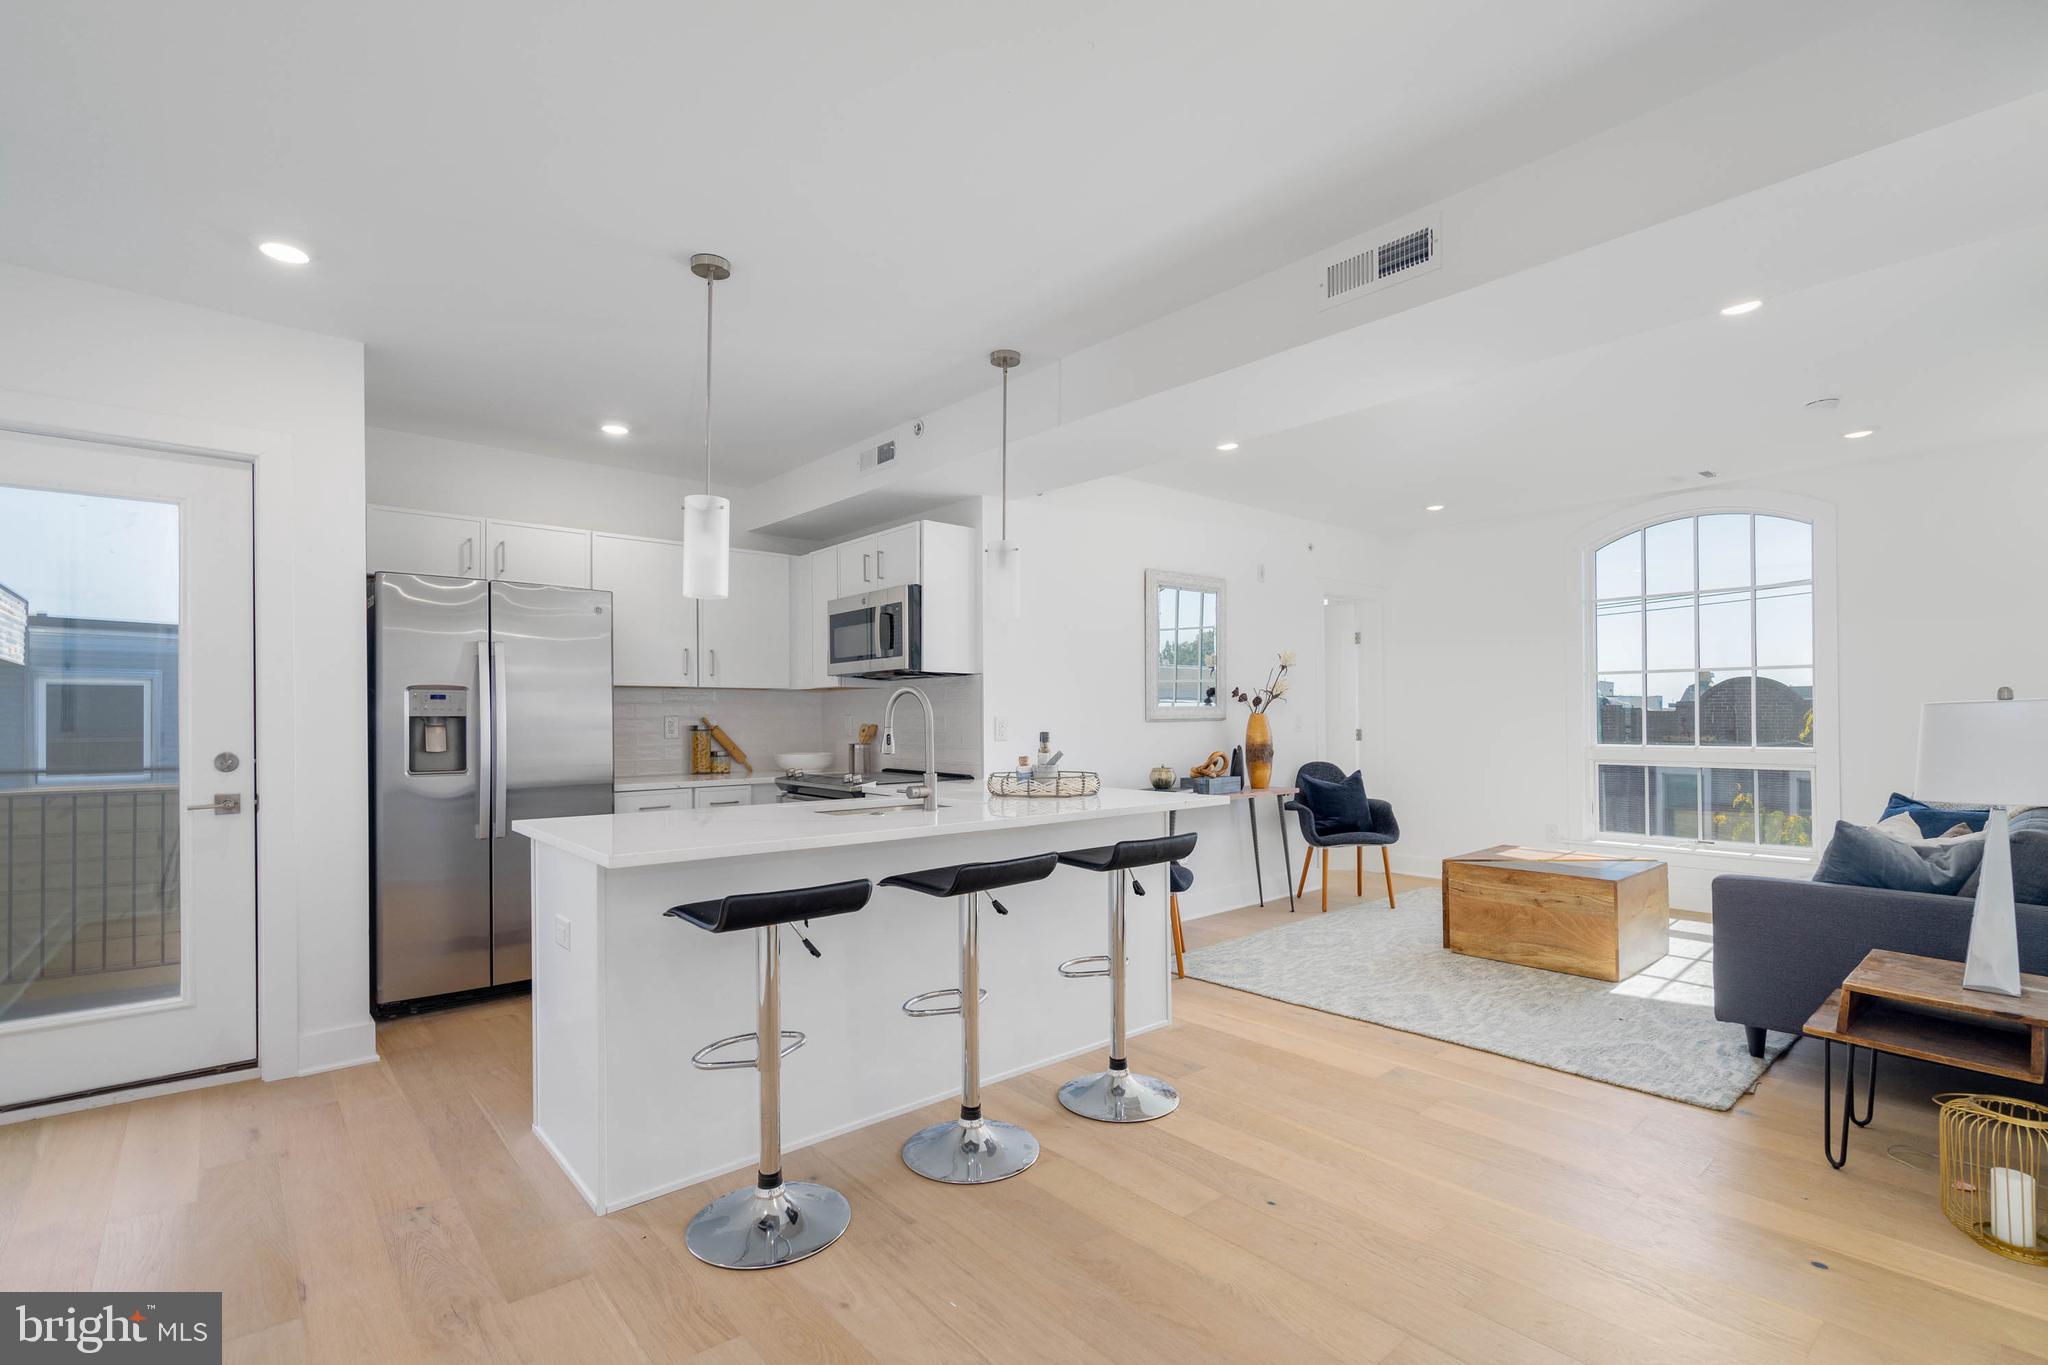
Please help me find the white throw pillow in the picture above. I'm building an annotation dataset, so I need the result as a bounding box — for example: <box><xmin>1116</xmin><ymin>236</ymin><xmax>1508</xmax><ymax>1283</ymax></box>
<box><xmin>1876</xmin><ymin>810</ymin><xmax>1981</xmax><ymax>844</ymax></box>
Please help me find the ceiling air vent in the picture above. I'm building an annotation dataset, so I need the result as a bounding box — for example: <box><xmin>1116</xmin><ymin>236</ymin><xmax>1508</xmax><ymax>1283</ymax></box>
<box><xmin>1316</xmin><ymin>217</ymin><xmax>1442</xmax><ymax>311</ymax></box>
<box><xmin>856</xmin><ymin>439</ymin><xmax>898</xmax><ymax>476</ymax></box>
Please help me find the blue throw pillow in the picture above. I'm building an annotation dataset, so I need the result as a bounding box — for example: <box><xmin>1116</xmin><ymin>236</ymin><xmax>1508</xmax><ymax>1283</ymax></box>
<box><xmin>1880</xmin><ymin>792</ymin><xmax>1991</xmax><ymax>838</ymax></box>
<box><xmin>1299</xmin><ymin>769</ymin><xmax>1371</xmax><ymax>837</ymax></box>
<box><xmin>1815</xmin><ymin>820</ymin><xmax>1984</xmax><ymax>895</ymax></box>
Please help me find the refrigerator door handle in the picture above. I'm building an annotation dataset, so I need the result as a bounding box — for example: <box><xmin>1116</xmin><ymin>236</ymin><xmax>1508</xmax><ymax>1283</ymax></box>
<box><xmin>491</xmin><ymin>639</ymin><xmax>510</xmax><ymax>838</ymax></box>
<box><xmin>473</xmin><ymin>639</ymin><xmax>492</xmax><ymax>840</ymax></box>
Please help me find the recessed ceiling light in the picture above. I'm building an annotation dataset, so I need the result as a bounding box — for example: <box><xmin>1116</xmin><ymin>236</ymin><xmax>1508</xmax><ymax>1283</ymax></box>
<box><xmin>599</xmin><ymin>422</ymin><xmax>630</xmax><ymax>437</ymax></box>
<box><xmin>257</xmin><ymin>241</ymin><xmax>311</xmax><ymax>265</ymax></box>
<box><xmin>1215</xmin><ymin>442</ymin><xmax>1239</xmax><ymax>452</ymax></box>
<box><xmin>1719</xmin><ymin>299</ymin><xmax>1762</xmax><ymax>316</ymax></box>
<box><xmin>1842</xmin><ymin>428</ymin><xmax>1876</xmax><ymax>439</ymax></box>
<box><xmin>1424</xmin><ymin>504</ymin><xmax>1445</xmax><ymax>512</ymax></box>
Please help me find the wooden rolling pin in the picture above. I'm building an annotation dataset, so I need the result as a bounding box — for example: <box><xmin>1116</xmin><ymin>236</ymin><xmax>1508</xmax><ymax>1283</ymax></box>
<box><xmin>699</xmin><ymin>716</ymin><xmax>753</xmax><ymax>775</ymax></box>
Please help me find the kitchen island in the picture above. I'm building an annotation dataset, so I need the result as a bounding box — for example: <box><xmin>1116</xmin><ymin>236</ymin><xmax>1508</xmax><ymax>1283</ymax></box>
<box><xmin>515</xmin><ymin>784</ymin><xmax>1223</xmax><ymax>1214</ymax></box>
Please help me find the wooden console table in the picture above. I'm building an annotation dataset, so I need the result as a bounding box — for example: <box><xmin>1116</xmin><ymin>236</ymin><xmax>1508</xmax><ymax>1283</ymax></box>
<box><xmin>1802</xmin><ymin>949</ymin><xmax>2048</xmax><ymax>1168</ymax></box>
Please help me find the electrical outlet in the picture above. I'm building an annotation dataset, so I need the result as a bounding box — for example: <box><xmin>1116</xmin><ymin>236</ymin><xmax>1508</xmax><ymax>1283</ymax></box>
<box><xmin>1544</xmin><ymin>822</ymin><xmax>1560</xmax><ymax>843</ymax></box>
<box><xmin>553</xmin><ymin>915</ymin><xmax>571</xmax><ymax>949</ymax></box>
<box><xmin>992</xmin><ymin>715</ymin><xmax>1009</xmax><ymax>741</ymax></box>
<box><xmin>663</xmin><ymin>715</ymin><xmax>680</xmax><ymax>740</ymax></box>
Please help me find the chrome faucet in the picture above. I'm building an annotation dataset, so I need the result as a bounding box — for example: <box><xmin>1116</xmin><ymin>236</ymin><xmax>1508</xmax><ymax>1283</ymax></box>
<box><xmin>881</xmin><ymin>685</ymin><xmax>940</xmax><ymax>812</ymax></box>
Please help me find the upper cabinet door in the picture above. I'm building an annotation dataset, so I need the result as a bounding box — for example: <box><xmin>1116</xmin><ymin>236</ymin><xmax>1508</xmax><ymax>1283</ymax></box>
<box><xmin>698</xmin><ymin>550</ymin><xmax>791</xmax><ymax>689</ymax></box>
<box><xmin>871</xmin><ymin>523</ymin><xmax>921</xmax><ymax>588</ymax></box>
<box><xmin>791</xmin><ymin>547</ymin><xmax>840</xmax><ymax>688</ymax></box>
<box><xmin>592</xmin><ymin>533</ymin><xmax>696</xmax><ymax>686</ymax></box>
<box><xmin>834</xmin><ymin>536</ymin><xmax>876</xmax><ymax>597</ymax></box>
<box><xmin>368</xmin><ymin>506</ymin><xmax>486</xmax><ymax>578</ymax></box>
<box><xmin>487</xmin><ymin>519</ymin><xmax>591</xmax><ymax>587</ymax></box>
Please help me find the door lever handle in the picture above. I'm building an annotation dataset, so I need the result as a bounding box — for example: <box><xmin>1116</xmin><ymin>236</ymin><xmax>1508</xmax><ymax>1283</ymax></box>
<box><xmin>187</xmin><ymin>793</ymin><xmax>243</xmax><ymax>815</ymax></box>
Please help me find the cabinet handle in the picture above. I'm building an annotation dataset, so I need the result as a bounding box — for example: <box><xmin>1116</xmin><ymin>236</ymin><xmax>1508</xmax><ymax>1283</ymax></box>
<box><xmin>709</xmin><ymin>649</ymin><xmax>717</xmax><ymax>678</ymax></box>
<box><xmin>863</xmin><ymin>552</ymin><xmax>872</xmax><ymax>583</ymax></box>
<box><xmin>639</xmin><ymin>803</ymin><xmax>673</xmax><ymax>811</ymax></box>
<box><xmin>494</xmin><ymin>540</ymin><xmax>507</xmax><ymax>575</ymax></box>
<box><xmin>461</xmin><ymin>537</ymin><xmax>475</xmax><ymax>575</ymax></box>
<box><xmin>876</xmin><ymin>549</ymin><xmax>884</xmax><ymax>579</ymax></box>
<box><xmin>682</xmin><ymin>646</ymin><xmax>692</xmax><ymax>678</ymax></box>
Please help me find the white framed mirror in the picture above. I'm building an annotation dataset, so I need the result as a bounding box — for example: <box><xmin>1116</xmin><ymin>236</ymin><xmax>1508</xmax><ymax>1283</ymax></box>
<box><xmin>1144</xmin><ymin>569</ymin><xmax>1225</xmax><ymax>722</ymax></box>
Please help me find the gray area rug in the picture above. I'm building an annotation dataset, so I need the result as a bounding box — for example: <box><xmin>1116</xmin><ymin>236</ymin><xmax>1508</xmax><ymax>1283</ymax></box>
<box><xmin>1183</xmin><ymin>887</ymin><xmax>1790</xmax><ymax>1109</ymax></box>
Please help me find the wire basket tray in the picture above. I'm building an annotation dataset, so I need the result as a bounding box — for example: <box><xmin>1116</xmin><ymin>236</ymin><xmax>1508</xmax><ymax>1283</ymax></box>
<box><xmin>986</xmin><ymin>770</ymin><xmax>1101</xmax><ymax>798</ymax></box>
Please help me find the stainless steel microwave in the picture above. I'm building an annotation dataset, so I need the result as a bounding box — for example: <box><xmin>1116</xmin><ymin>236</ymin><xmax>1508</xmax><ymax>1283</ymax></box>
<box><xmin>827</xmin><ymin>584</ymin><xmax>928</xmax><ymax>677</ymax></box>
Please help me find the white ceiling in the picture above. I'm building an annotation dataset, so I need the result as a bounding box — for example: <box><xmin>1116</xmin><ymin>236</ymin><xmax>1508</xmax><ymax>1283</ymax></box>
<box><xmin>0</xmin><ymin>0</ymin><xmax>1856</xmax><ymax>482</ymax></box>
<box><xmin>1139</xmin><ymin>228</ymin><xmax>2048</xmax><ymax>536</ymax></box>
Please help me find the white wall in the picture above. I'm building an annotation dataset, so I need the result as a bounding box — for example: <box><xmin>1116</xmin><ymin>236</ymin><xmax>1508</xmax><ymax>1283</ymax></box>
<box><xmin>981</xmin><ymin>477</ymin><xmax>1392</xmax><ymax>916</ymax></box>
<box><xmin>1379</xmin><ymin>441</ymin><xmax>2048</xmax><ymax>909</ymax></box>
<box><xmin>0</xmin><ymin>263</ymin><xmax>371</xmax><ymax>1077</ymax></box>
<box><xmin>368</xmin><ymin>426</ymin><xmax>808</xmax><ymax>552</ymax></box>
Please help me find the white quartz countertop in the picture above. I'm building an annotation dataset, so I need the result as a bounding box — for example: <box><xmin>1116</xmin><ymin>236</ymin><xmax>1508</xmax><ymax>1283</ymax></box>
<box><xmin>516</xmin><ymin>783</ymin><xmax>1225</xmax><ymax>869</ymax></box>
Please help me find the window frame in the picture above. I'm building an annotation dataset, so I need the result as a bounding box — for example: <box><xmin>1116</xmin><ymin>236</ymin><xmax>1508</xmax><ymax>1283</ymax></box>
<box><xmin>33</xmin><ymin>673</ymin><xmax>157</xmax><ymax>785</ymax></box>
<box><xmin>1568</xmin><ymin>492</ymin><xmax>1838</xmax><ymax>865</ymax></box>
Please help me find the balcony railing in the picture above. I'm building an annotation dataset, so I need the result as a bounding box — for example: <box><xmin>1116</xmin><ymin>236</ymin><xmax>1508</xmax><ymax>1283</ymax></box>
<box><xmin>2</xmin><ymin>771</ymin><xmax>180</xmax><ymax>990</ymax></box>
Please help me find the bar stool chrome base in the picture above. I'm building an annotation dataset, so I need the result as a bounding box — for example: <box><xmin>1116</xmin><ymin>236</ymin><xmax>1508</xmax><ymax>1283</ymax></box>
<box><xmin>901</xmin><ymin>1116</ymin><xmax>1039</xmax><ymax>1184</ymax></box>
<box><xmin>684</xmin><ymin>1181</ymin><xmax>851</xmax><ymax>1270</ymax></box>
<box><xmin>1058</xmin><ymin>1067</ymin><xmax>1179</xmax><ymax>1123</ymax></box>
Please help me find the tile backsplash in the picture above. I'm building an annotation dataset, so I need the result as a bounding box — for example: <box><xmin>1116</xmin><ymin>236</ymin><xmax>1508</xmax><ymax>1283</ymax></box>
<box><xmin>614</xmin><ymin>677</ymin><xmax>981</xmax><ymax>779</ymax></box>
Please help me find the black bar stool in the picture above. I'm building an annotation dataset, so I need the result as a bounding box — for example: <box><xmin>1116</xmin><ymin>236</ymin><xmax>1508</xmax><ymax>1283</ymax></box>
<box><xmin>664</xmin><ymin>878</ymin><xmax>872</xmax><ymax>1270</ymax></box>
<box><xmin>1054</xmin><ymin>831</ymin><xmax>1198</xmax><ymax>1123</ymax></box>
<box><xmin>882</xmin><ymin>851</ymin><xmax>1059</xmax><ymax>1184</ymax></box>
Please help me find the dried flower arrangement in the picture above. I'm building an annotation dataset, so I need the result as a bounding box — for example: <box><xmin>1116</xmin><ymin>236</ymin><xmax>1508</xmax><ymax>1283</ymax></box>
<box><xmin>1232</xmin><ymin>651</ymin><xmax>1294</xmax><ymax>713</ymax></box>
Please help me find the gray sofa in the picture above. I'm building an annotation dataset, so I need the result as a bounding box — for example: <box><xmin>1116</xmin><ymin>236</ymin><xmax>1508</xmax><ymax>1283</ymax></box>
<box><xmin>1710</xmin><ymin>875</ymin><xmax>2048</xmax><ymax>1056</ymax></box>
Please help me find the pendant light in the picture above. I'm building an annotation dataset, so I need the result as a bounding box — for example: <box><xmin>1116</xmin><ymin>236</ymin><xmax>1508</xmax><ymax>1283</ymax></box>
<box><xmin>987</xmin><ymin>348</ymin><xmax>1024</xmax><ymax>621</ymax></box>
<box><xmin>681</xmin><ymin>252</ymin><xmax>732</xmax><ymax>599</ymax></box>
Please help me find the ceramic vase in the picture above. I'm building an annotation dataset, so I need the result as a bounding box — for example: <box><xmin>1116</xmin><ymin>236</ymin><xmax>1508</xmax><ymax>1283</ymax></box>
<box><xmin>1244</xmin><ymin>711</ymin><xmax>1274</xmax><ymax>789</ymax></box>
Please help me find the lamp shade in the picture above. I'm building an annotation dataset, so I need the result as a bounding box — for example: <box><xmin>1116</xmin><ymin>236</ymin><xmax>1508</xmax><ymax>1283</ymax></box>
<box><xmin>1915</xmin><ymin>699</ymin><xmax>2048</xmax><ymax>806</ymax></box>
<box><xmin>680</xmin><ymin>493</ymin><xmax>730</xmax><ymax>599</ymax></box>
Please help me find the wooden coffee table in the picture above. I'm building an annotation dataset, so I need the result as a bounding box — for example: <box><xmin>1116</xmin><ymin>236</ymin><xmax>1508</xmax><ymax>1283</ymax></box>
<box><xmin>1441</xmin><ymin>845</ymin><xmax>1670</xmax><ymax>982</ymax></box>
<box><xmin>1802</xmin><ymin>949</ymin><xmax>2048</xmax><ymax>1167</ymax></box>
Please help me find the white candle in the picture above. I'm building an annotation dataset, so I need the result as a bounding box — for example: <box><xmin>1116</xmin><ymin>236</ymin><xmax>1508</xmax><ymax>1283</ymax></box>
<box><xmin>1989</xmin><ymin>1167</ymin><xmax>2038</xmax><ymax>1249</ymax></box>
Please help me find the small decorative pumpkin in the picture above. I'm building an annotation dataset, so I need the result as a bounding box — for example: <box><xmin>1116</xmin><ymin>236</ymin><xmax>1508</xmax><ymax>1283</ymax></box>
<box><xmin>1149</xmin><ymin>764</ymin><xmax>1178</xmax><ymax>791</ymax></box>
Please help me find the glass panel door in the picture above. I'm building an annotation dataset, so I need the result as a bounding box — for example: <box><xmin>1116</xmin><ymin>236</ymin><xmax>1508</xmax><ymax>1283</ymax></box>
<box><xmin>0</xmin><ymin>433</ymin><xmax>255</xmax><ymax>1110</ymax></box>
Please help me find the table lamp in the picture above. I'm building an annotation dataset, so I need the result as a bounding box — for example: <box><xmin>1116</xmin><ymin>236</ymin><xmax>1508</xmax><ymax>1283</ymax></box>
<box><xmin>1915</xmin><ymin>693</ymin><xmax>2048</xmax><ymax>996</ymax></box>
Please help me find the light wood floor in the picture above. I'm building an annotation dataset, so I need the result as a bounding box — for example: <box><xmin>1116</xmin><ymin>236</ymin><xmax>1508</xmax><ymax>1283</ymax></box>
<box><xmin>3</xmin><ymin>875</ymin><xmax>2046</xmax><ymax>1364</ymax></box>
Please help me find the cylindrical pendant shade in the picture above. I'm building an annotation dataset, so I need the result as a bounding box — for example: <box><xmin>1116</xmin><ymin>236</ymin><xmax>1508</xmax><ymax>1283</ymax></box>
<box><xmin>989</xmin><ymin>538</ymin><xmax>1023</xmax><ymax>622</ymax></box>
<box><xmin>681</xmin><ymin>494</ymin><xmax>731</xmax><ymax>599</ymax></box>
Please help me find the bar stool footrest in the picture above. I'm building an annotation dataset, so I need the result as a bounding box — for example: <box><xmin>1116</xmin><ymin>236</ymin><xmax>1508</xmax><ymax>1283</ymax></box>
<box><xmin>900</xmin><ymin>987</ymin><xmax>989</xmax><ymax>1018</ymax></box>
<box><xmin>1057</xmin><ymin>954</ymin><xmax>1112</xmax><ymax>979</ymax></box>
<box><xmin>690</xmin><ymin>1030</ymin><xmax>806</xmax><ymax>1071</ymax></box>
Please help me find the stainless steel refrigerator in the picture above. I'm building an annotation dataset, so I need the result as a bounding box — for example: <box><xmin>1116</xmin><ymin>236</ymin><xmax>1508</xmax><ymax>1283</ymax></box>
<box><xmin>369</xmin><ymin>572</ymin><xmax>613</xmax><ymax>1013</ymax></box>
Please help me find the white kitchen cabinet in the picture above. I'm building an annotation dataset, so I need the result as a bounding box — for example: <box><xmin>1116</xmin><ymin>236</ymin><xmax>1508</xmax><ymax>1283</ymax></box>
<box><xmin>487</xmin><ymin>519</ymin><xmax>591</xmax><ymax>587</ymax></box>
<box><xmin>832</xmin><ymin>522</ymin><xmax>923</xmax><ymax>596</ymax></box>
<box><xmin>697</xmin><ymin>550</ymin><xmax>791</xmax><ymax>689</ymax></box>
<box><xmin>788</xmin><ymin>547</ymin><xmax>841</xmax><ymax>689</ymax></box>
<box><xmin>616</xmin><ymin>789</ymin><xmax>688</xmax><ymax>814</ymax></box>
<box><xmin>592</xmin><ymin>533</ymin><xmax>697</xmax><ymax>686</ymax></box>
<box><xmin>693</xmin><ymin>785</ymin><xmax>755</xmax><ymax>810</ymax></box>
<box><xmin>367</xmin><ymin>506</ymin><xmax>486</xmax><ymax>578</ymax></box>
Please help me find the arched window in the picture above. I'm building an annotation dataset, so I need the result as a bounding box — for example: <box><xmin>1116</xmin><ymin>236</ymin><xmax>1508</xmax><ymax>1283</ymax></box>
<box><xmin>1587</xmin><ymin>510</ymin><xmax>1819</xmax><ymax>851</ymax></box>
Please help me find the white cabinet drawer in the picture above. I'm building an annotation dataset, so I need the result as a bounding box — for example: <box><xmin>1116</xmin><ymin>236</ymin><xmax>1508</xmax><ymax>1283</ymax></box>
<box><xmin>615</xmin><ymin>789</ymin><xmax>687</xmax><ymax>814</ymax></box>
<box><xmin>693</xmin><ymin>786</ymin><xmax>755</xmax><ymax>809</ymax></box>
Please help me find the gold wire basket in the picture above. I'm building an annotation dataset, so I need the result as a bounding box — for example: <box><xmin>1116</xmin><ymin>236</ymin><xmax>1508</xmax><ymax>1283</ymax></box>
<box><xmin>1936</xmin><ymin>1092</ymin><xmax>2048</xmax><ymax>1265</ymax></box>
<box><xmin>985</xmin><ymin>770</ymin><xmax>1101</xmax><ymax>798</ymax></box>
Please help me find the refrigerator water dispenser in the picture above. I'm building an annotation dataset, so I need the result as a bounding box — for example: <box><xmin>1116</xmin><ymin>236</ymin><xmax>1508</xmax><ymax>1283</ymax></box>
<box><xmin>406</xmin><ymin>685</ymin><xmax>469</xmax><ymax>775</ymax></box>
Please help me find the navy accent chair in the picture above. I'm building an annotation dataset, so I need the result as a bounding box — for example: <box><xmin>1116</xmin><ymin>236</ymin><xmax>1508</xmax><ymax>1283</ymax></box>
<box><xmin>1285</xmin><ymin>761</ymin><xmax>1401</xmax><ymax>912</ymax></box>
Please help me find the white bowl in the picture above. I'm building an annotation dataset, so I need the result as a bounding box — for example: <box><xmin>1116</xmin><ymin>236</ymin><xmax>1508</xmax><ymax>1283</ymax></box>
<box><xmin>774</xmin><ymin>751</ymin><xmax>838</xmax><ymax>773</ymax></box>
